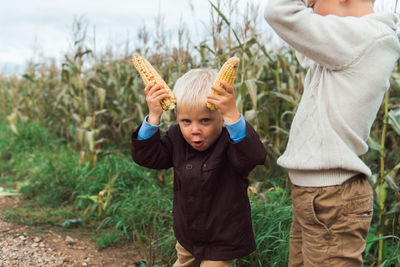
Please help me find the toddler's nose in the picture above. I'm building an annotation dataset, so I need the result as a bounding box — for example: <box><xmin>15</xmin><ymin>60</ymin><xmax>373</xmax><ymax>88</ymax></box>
<box><xmin>191</xmin><ymin>127</ymin><xmax>201</xmax><ymax>134</ymax></box>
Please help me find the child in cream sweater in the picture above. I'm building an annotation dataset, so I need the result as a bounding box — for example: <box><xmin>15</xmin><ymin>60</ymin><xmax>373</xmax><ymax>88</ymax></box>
<box><xmin>265</xmin><ymin>0</ymin><xmax>400</xmax><ymax>265</ymax></box>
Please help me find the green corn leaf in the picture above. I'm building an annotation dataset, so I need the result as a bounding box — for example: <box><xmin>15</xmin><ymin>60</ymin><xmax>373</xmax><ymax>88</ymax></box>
<box><xmin>367</xmin><ymin>137</ymin><xmax>382</xmax><ymax>151</ymax></box>
<box><xmin>367</xmin><ymin>235</ymin><xmax>400</xmax><ymax>243</ymax></box>
<box><xmin>97</xmin><ymin>88</ymin><xmax>107</xmax><ymax>109</ymax></box>
<box><xmin>61</xmin><ymin>218</ymin><xmax>83</xmax><ymax>228</ymax></box>
<box><xmin>77</xmin><ymin>195</ymin><xmax>98</xmax><ymax>203</ymax></box>
<box><xmin>388</xmin><ymin>109</ymin><xmax>400</xmax><ymax>136</ymax></box>
<box><xmin>0</xmin><ymin>187</ymin><xmax>21</xmax><ymax>197</ymax></box>
<box><xmin>208</xmin><ymin>0</ymin><xmax>243</xmax><ymax>50</ymax></box>
<box><xmin>245</xmin><ymin>79</ymin><xmax>258</xmax><ymax>110</ymax></box>
<box><xmin>86</xmin><ymin>130</ymin><xmax>95</xmax><ymax>152</ymax></box>
<box><xmin>385</xmin><ymin>202</ymin><xmax>400</xmax><ymax>215</ymax></box>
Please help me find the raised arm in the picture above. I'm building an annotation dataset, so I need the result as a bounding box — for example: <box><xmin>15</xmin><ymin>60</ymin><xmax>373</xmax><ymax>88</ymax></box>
<box><xmin>227</xmin><ymin>121</ymin><xmax>267</xmax><ymax>176</ymax></box>
<box><xmin>264</xmin><ymin>0</ymin><xmax>373</xmax><ymax>69</ymax></box>
<box><xmin>131</xmin><ymin>82</ymin><xmax>174</xmax><ymax>169</ymax></box>
<box><xmin>131</xmin><ymin>126</ymin><xmax>173</xmax><ymax>170</ymax></box>
<box><xmin>207</xmin><ymin>79</ymin><xmax>266</xmax><ymax>173</ymax></box>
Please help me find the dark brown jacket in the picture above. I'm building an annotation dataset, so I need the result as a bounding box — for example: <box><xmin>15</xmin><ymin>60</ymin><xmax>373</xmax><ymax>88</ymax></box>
<box><xmin>131</xmin><ymin>121</ymin><xmax>266</xmax><ymax>260</ymax></box>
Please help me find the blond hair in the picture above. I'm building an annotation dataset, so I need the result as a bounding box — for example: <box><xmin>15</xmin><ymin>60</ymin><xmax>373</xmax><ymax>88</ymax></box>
<box><xmin>173</xmin><ymin>68</ymin><xmax>218</xmax><ymax>112</ymax></box>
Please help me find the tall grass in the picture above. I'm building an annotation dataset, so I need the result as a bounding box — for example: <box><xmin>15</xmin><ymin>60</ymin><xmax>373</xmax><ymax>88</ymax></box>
<box><xmin>0</xmin><ymin>1</ymin><xmax>399</xmax><ymax>266</ymax></box>
<box><xmin>0</xmin><ymin>122</ymin><xmax>291</xmax><ymax>266</ymax></box>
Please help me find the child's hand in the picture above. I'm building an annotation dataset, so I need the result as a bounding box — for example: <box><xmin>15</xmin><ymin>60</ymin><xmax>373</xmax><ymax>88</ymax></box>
<box><xmin>144</xmin><ymin>83</ymin><xmax>170</xmax><ymax>125</ymax></box>
<box><xmin>207</xmin><ymin>80</ymin><xmax>241</xmax><ymax>124</ymax></box>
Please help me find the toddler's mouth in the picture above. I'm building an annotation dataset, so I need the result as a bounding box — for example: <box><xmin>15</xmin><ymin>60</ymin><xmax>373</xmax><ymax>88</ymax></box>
<box><xmin>193</xmin><ymin>141</ymin><xmax>204</xmax><ymax>147</ymax></box>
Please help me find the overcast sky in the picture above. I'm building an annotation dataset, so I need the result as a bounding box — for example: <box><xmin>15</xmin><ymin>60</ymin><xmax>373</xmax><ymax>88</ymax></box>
<box><xmin>0</xmin><ymin>0</ymin><xmax>397</xmax><ymax>75</ymax></box>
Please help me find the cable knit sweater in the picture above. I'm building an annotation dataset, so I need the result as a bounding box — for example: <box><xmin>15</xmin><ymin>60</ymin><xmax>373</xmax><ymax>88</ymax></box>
<box><xmin>265</xmin><ymin>0</ymin><xmax>400</xmax><ymax>186</ymax></box>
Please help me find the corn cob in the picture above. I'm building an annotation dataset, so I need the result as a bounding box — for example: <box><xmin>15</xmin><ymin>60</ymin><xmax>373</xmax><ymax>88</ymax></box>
<box><xmin>131</xmin><ymin>53</ymin><xmax>176</xmax><ymax>110</ymax></box>
<box><xmin>206</xmin><ymin>57</ymin><xmax>240</xmax><ymax>110</ymax></box>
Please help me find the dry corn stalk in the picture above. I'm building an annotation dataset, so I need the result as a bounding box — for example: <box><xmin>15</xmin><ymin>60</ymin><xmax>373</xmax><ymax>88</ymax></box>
<box><xmin>132</xmin><ymin>53</ymin><xmax>176</xmax><ymax>110</ymax></box>
<box><xmin>207</xmin><ymin>57</ymin><xmax>240</xmax><ymax>110</ymax></box>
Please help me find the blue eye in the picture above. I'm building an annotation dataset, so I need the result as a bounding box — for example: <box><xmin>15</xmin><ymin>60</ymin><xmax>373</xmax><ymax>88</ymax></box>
<box><xmin>201</xmin><ymin>118</ymin><xmax>211</xmax><ymax>124</ymax></box>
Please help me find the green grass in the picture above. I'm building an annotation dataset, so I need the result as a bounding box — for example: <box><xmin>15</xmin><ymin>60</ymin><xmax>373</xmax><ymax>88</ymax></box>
<box><xmin>241</xmin><ymin>187</ymin><xmax>292</xmax><ymax>266</ymax></box>
<box><xmin>1</xmin><ymin>122</ymin><xmax>399</xmax><ymax>266</ymax></box>
<box><xmin>0</xmin><ymin>122</ymin><xmax>294</xmax><ymax>265</ymax></box>
<box><xmin>0</xmin><ymin>122</ymin><xmax>176</xmax><ymax>264</ymax></box>
<box><xmin>12</xmin><ymin>122</ymin><xmax>397</xmax><ymax>266</ymax></box>
<box><xmin>95</xmin><ymin>229</ymin><xmax>123</xmax><ymax>250</ymax></box>
<box><xmin>2</xmin><ymin>201</ymin><xmax>79</xmax><ymax>226</ymax></box>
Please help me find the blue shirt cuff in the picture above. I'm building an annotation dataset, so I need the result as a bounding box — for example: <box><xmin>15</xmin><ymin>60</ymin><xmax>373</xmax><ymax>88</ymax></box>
<box><xmin>137</xmin><ymin>115</ymin><xmax>161</xmax><ymax>140</ymax></box>
<box><xmin>224</xmin><ymin>114</ymin><xmax>246</xmax><ymax>143</ymax></box>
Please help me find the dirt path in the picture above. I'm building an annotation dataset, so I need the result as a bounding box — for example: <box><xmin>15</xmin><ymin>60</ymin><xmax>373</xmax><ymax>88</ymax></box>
<box><xmin>0</xmin><ymin>196</ymin><xmax>143</xmax><ymax>267</ymax></box>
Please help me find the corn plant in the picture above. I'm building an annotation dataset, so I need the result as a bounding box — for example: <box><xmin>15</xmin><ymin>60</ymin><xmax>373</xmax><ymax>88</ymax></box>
<box><xmin>77</xmin><ymin>158</ymin><xmax>119</xmax><ymax>220</ymax></box>
<box><xmin>371</xmin><ymin>69</ymin><xmax>400</xmax><ymax>266</ymax></box>
<box><xmin>0</xmin><ymin>0</ymin><xmax>399</xmax><ymax>264</ymax></box>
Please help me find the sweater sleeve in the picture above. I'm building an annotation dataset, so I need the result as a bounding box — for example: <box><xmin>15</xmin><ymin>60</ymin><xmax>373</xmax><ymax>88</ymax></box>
<box><xmin>224</xmin><ymin>114</ymin><xmax>246</xmax><ymax>143</ymax></box>
<box><xmin>131</xmin><ymin>125</ymin><xmax>174</xmax><ymax>170</ymax></box>
<box><xmin>264</xmin><ymin>0</ymin><xmax>374</xmax><ymax>69</ymax></box>
<box><xmin>227</xmin><ymin>121</ymin><xmax>267</xmax><ymax>176</ymax></box>
<box><xmin>137</xmin><ymin>115</ymin><xmax>161</xmax><ymax>140</ymax></box>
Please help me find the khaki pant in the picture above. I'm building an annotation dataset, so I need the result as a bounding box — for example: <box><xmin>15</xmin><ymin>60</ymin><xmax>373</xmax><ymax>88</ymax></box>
<box><xmin>289</xmin><ymin>174</ymin><xmax>373</xmax><ymax>267</ymax></box>
<box><xmin>172</xmin><ymin>242</ymin><xmax>234</xmax><ymax>267</ymax></box>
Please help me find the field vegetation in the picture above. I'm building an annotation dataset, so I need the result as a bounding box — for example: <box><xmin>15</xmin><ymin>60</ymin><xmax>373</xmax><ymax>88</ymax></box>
<box><xmin>0</xmin><ymin>1</ymin><xmax>399</xmax><ymax>266</ymax></box>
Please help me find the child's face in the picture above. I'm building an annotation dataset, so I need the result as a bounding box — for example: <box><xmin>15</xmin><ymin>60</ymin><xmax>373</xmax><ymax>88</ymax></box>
<box><xmin>176</xmin><ymin>106</ymin><xmax>224</xmax><ymax>152</ymax></box>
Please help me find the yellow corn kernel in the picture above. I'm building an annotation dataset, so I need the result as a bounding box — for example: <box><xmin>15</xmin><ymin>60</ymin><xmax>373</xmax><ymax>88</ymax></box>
<box><xmin>206</xmin><ymin>57</ymin><xmax>240</xmax><ymax>110</ymax></box>
<box><xmin>131</xmin><ymin>53</ymin><xmax>176</xmax><ymax>110</ymax></box>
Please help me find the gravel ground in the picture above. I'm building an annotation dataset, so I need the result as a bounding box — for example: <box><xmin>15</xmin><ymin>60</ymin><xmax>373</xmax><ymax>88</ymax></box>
<box><xmin>0</xmin><ymin>197</ymin><xmax>142</xmax><ymax>267</ymax></box>
<box><xmin>0</xmin><ymin>228</ymin><xmax>69</xmax><ymax>266</ymax></box>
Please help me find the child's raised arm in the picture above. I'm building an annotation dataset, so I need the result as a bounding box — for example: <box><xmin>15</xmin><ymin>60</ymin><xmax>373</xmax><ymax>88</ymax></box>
<box><xmin>131</xmin><ymin>83</ymin><xmax>174</xmax><ymax>169</ymax></box>
<box><xmin>144</xmin><ymin>83</ymin><xmax>170</xmax><ymax>125</ymax></box>
<box><xmin>206</xmin><ymin>80</ymin><xmax>241</xmax><ymax>124</ymax></box>
<box><xmin>264</xmin><ymin>0</ymin><xmax>375</xmax><ymax>69</ymax></box>
<box><xmin>136</xmin><ymin>82</ymin><xmax>171</xmax><ymax>141</ymax></box>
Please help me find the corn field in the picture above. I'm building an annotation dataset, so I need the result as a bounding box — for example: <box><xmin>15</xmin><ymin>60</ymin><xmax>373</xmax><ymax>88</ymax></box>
<box><xmin>0</xmin><ymin>1</ymin><xmax>399</xmax><ymax>266</ymax></box>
